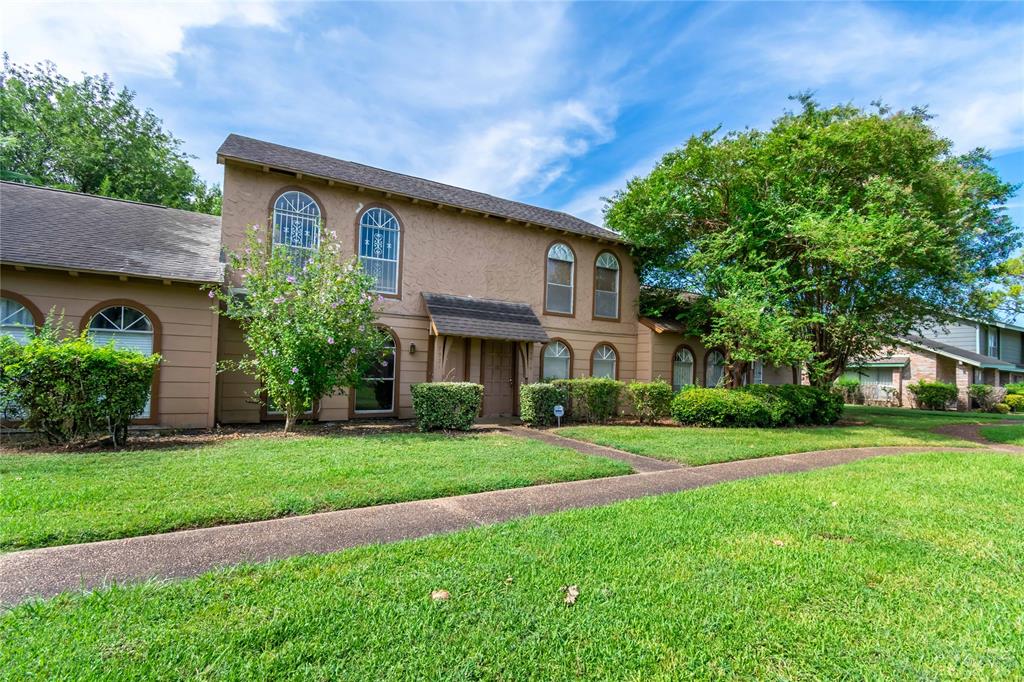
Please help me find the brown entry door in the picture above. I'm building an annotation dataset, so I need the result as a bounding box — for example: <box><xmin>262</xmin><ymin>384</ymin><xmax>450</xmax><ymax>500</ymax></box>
<box><xmin>482</xmin><ymin>341</ymin><xmax>516</xmax><ymax>417</ymax></box>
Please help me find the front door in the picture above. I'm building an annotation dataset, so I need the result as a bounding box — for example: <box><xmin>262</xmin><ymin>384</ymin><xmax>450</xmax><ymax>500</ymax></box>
<box><xmin>482</xmin><ymin>341</ymin><xmax>516</xmax><ymax>417</ymax></box>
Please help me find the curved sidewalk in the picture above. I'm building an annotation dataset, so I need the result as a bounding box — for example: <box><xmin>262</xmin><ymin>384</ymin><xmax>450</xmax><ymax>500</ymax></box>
<box><xmin>0</xmin><ymin>442</ymin><xmax>997</xmax><ymax>607</ymax></box>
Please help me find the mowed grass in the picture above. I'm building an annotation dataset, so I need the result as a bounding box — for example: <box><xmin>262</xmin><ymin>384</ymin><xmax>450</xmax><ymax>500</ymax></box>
<box><xmin>3</xmin><ymin>452</ymin><xmax>1022</xmax><ymax>680</ymax></box>
<box><xmin>980</xmin><ymin>423</ymin><xmax>1024</xmax><ymax>446</ymax></box>
<box><xmin>0</xmin><ymin>433</ymin><xmax>629</xmax><ymax>551</ymax></box>
<box><xmin>555</xmin><ymin>405</ymin><xmax>1021</xmax><ymax>465</ymax></box>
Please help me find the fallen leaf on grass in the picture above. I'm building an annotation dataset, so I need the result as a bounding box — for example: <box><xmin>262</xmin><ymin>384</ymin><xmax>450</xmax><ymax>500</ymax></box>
<box><xmin>431</xmin><ymin>589</ymin><xmax>450</xmax><ymax>601</ymax></box>
<box><xmin>563</xmin><ymin>585</ymin><xmax>580</xmax><ymax>605</ymax></box>
<box><xmin>772</xmin><ymin>539</ymin><xmax>786</xmax><ymax>547</ymax></box>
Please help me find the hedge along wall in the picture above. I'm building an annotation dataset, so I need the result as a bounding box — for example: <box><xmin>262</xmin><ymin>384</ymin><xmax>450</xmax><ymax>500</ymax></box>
<box><xmin>410</xmin><ymin>382</ymin><xmax>483</xmax><ymax>431</ymax></box>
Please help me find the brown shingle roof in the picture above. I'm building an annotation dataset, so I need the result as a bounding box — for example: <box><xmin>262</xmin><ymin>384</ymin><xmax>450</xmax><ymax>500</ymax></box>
<box><xmin>0</xmin><ymin>182</ymin><xmax>223</xmax><ymax>283</ymax></box>
<box><xmin>217</xmin><ymin>134</ymin><xmax>621</xmax><ymax>242</ymax></box>
<box><xmin>422</xmin><ymin>292</ymin><xmax>550</xmax><ymax>343</ymax></box>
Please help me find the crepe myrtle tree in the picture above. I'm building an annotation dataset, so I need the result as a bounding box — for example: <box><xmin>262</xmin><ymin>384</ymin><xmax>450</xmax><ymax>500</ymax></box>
<box><xmin>208</xmin><ymin>225</ymin><xmax>389</xmax><ymax>432</ymax></box>
<box><xmin>609</xmin><ymin>95</ymin><xmax>1021</xmax><ymax>386</ymax></box>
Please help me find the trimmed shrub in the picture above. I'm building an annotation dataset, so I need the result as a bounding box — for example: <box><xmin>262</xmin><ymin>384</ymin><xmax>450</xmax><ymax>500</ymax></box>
<box><xmin>1005</xmin><ymin>394</ymin><xmax>1024</xmax><ymax>413</ymax></box>
<box><xmin>410</xmin><ymin>382</ymin><xmax>483</xmax><ymax>431</ymax></box>
<box><xmin>671</xmin><ymin>388</ymin><xmax>773</xmax><ymax>428</ymax></box>
<box><xmin>907</xmin><ymin>380</ymin><xmax>958</xmax><ymax>410</ymax></box>
<box><xmin>994</xmin><ymin>402</ymin><xmax>1011</xmax><ymax>414</ymax></box>
<box><xmin>519</xmin><ymin>383</ymin><xmax>568</xmax><ymax>426</ymax></box>
<box><xmin>739</xmin><ymin>384</ymin><xmax>796</xmax><ymax>426</ymax></box>
<box><xmin>833</xmin><ymin>376</ymin><xmax>862</xmax><ymax>404</ymax></box>
<box><xmin>626</xmin><ymin>380</ymin><xmax>674</xmax><ymax>424</ymax></box>
<box><xmin>1004</xmin><ymin>383</ymin><xmax>1024</xmax><ymax>396</ymax></box>
<box><xmin>1</xmin><ymin>327</ymin><xmax>159</xmax><ymax>447</ymax></box>
<box><xmin>553</xmin><ymin>378</ymin><xmax>624</xmax><ymax>423</ymax></box>
<box><xmin>741</xmin><ymin>384</ymin><xmax>844</xmax><ymax>426</ymax></box>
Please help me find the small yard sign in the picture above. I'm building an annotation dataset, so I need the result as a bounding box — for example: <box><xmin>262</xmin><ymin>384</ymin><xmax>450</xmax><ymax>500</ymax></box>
<box><xmin>553</xmin><ymin>404</ymin><xmax>564</xmax><ymax>427</ymax></box>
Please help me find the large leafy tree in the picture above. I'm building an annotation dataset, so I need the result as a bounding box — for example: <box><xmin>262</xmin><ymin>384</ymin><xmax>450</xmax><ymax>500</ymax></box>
<box><xmin>0</xmin><ymin>57</ymin><xmax>220</xmax><ymax>214</ymax></box>
<box><xmin>608</xmin><ymin>95</ymin><xmax>1021</xmax><ymax>386</ymax></box>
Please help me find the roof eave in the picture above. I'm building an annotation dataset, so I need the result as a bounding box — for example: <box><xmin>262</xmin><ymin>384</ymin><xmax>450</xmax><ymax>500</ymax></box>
<box><xmin>1</xmin><ymin>260</ymin><xmax>224</xmax><ymax>285</ymax></box>
<box><xmin>219</xmin><ymin>154</ymin><xmax>623</xmax><ymax>244</ymax></box>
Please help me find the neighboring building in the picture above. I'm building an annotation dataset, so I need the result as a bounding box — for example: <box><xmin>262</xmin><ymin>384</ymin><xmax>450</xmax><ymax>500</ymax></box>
<box><xmin>844</xmin><ymin>319</ymin><xmax>1024</xmax><ymax>409</ymax></box>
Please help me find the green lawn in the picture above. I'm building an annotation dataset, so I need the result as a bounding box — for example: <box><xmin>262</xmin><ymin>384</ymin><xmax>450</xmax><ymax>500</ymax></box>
<box><xmin>4</xmin><ymin>452</ymin><xmax>1022</xmax><ymax>680</ymax></box>
<box><xmin>980</xmin><ymin>423</ymin><xmax>1024</xmax><ymax>446</ymax></box>
<box><xmin>555</xmin><ymin>405</ymin><xmax>1021</xmax><ymax>465</ymax></box>
<box><xmin>0</xmin><ymin>433</ymin><xmax>629</xmax><ymax>551</ymax></box>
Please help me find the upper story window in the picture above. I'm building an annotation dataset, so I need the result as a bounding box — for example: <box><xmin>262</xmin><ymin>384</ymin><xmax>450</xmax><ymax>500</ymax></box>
<box><xmin>672</xmin><ymin>347</ymin><xmax>694</xmax><ymax>392</ymax></box>
<box><xmin>591</xmin><ymin>343</ymin><xmax>617</xmax><ymax>379</ymax></box>
<box><xmin>359</xmin><ymin>207</ymin><xmax>401</xmax><ymax>295</ymax></box>
<box><xmin>987</xmin><ymin>326</ymin><xmax>999</xmax><ymax>357</ymax></box>
<box><xmin>545</xmin><ymin>242</ymin><xmax>574</xmax><ymax>315</ymax></box>
<box><xmin>594</xmin><ymin>252</ymin><xmax>620</xmax><ymax>319</ymax></box>
<box><xmin>272</xmin><ymin>191</ymin><xmax>322</xmax><ymax>260</ymax></box>
<box><xmin>1</xmin><ymin>297</ymin><xmax>36</xmax><ymax>344</ymax></box>
<box><xmin>542</xmin><ymin>340</ymin><xmax>572</xmax><ymax>380</ymax></box>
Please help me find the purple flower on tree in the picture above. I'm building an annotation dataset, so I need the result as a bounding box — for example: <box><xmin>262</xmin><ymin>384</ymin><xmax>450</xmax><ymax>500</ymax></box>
<box><xmin>350</xmin><ymin>347</ymin><xmax>357</xmax><ymax>354</ymax></box>
<box><xmin>286</xmin><ymin>275</ymin><xmax>296</xmax><ymax>284</ymax></box>
<box><xmin>327</xmin><ymin>337</ymin><xmax>335</xmax><ymax>345</ymax></box>
<box><xmin>208</xmin><ymin>290</ymin><xmax>215</xmax><ymax>298</ymax></box>
<box><xmin>273</xmin><ymin>296</ymin><xmax>285</xmax><ymax>304</ymax></box>
<box><xmin>292</xmin><ymin>366</ymin><xmax>299</xmax><ymax>373</ymax></box>
<box><xmin>288</xmin><ymin>379</ymin><xmax>294</xmax><ymax>385</ymax></box>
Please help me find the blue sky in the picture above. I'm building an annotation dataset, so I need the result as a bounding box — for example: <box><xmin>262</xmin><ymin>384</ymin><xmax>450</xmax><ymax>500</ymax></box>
<box><xmin>3</xmin><ymin>1</ymin><xmax>1023</xmax><ymax>229</ymax></box>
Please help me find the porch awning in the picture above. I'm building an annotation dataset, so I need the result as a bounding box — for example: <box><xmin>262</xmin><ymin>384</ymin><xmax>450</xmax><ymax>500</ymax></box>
<box><xmin>422</xmin><ymin>292</ymin><xmax>550</xmax><ymax>343</ymax></box>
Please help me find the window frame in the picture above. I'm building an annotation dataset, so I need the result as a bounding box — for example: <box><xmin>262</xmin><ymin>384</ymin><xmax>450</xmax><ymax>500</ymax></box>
<box><xmin>350</xmin><ymin>327</ymin><xmax>400</xmax><ymax>417</ymax></box>
<box><xmin>355</xmin><ymin>203</ymin><xmax>404</xmax><ymax>299</ymax></box>
<box><xmin>80</xmin><ymin>299</ymin><xmax>162</xmax><ymax>425</ymax></box>
<box><xmin>543</xmin><ymin>241</ymin><xmax>576</xmax><ymax>317</ymax></box>
<box><xmin>704</xmin><ymin>349</ymin><xmax>726</xmax><ymax>388</ymax></box>
<box><xmin>540</xmin><ymin>338</ymin><xmax>574</xmax><ymax>381</ymax></box>
<box><xmin>269</xmin><ymin>187</ymin><xmax>325</xmax><ymax>259</ymax></box>
<box><xmin>592</xmin><ymin>250</ymin><xmax>621</xmax><ymax>321</ymax></box>
<box><xmin>589</xmin><ymin>342</ymin><xmax>619</xmax><ymax>379</ymax></box>
<box><xmin>0</xmin><ymin>291</ymin><xmax>43</xmax><ymax>335</ymax></box>
<box><xmin>671</xmin><ymin>344</ymin><xmax>696</xmax><ymax>392</ymax></box>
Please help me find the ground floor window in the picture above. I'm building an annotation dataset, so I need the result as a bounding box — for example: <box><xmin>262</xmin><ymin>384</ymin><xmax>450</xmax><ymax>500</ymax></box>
<box><xmin>87</xmin><ymin>304</ymin><xmax>156</xmax><ymax>418</ymax></box>
<box><xmin>591</xmin><ymin>343</ymin><xmax>617</xmax><ymax>379</ymax></box>
<box><xmin>355</xmin><ymin>333</ymin><xmax>396</xmax><ymax>413</ymax></box>
<box><xmin>672</xmin><ymin>347</ymin><xmax>694</xmax><ymax>391</ymax></box>
<box><xmin>705</xmin><ymin>350</ymin><xmax>725</xmax><ymax>387</ymax></box>
<box><xmin>542</xmin><ymin>340</ymin><xmax>572</xmax><ymax>380</ymax></box>
<box><xmin>842</xmin><ymin>367</ymin><xmax>893</xmax><ymax>386</ymax></box>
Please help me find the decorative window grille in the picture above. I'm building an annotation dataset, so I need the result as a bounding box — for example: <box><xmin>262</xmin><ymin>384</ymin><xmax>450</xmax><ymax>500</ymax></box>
<box><xmin>752</xmin><ymin>360</ymin><xmax>764</xmax><ymax>385</ymax></box>
<box><xmin>592</xmin><ymin>343</ymin><xmax>617</xmax><ymax>378</ymax></box>
<box><xmin>355</xmin><ymin>334</ymin><xmax>396</xmax><ymax>412</ymax></box>
<box><xmin>594</xmin><ymin>252</ymin><xmax>620</xmax><ymax>319</ymax></box>
<box><xmin>706</xmin><ymin>350</ymin><xmax>726</xmax><ymax>387</ymax></box>
<box><xmin>358</xmin><ymin>208</ymin><xmax>401</xmax><ymax>294</ymax></box>
<box><xmin>272</xmin><ymin>191</ymin><xmax>322</xmax><ymax>263</ymax></box>
<box><xmin>88</xmin><ymin>306</ymin><xmax>155</xmax><ymax>417</ymax></box>
<box><xmin>543</xmin><ymin>341</ymin><xmax>572</xmax><ymax>380</ymax></box>
<box><xmin>672</xmin><ymin>348</ymin><xmax>694</xmax><ymax>391</ymax></box>
<box><xmin>0</xmin><ymin>298</ymin><xmax>35</xmax><ymax>344</ymax></box>
<box><xmin>545</xmin><ymin>243</ymin><xmax>574</xmax><ymax>314</ymax></box>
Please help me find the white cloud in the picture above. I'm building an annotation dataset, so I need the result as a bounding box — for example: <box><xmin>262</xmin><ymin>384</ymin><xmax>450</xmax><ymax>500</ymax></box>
<box><xmin>2</xmin><ymin>1</ymin><xmax>281</xmax><ymax>77</ymax></box>
<box><xmin>560</xmin><ymin>153</ymin><xmax>663</xmax><ymax>227</ymax></box>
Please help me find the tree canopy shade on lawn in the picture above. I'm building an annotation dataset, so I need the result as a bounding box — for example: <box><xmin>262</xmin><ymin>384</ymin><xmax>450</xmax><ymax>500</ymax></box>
<box><xmin>608</xmin><ymin>95</ymin><xmax>1021</xmax><ymax>386</ymax></box>
<box><xmin>556</xmin><ymin>405</ymin><xmax>1019</xmax><ymax>465</ymax></box>
<box><xmin>4</xmin><ymin>452</ymin><xmax>1022</xmax><ymax>680</ymax></box>
<box><xmin>0</xmin><ymin>58</ymin><xmax>221</xmax><ymax>214</ymax></box>
<box><xmin>0</xmin><ymin>433</ymin><xmax>629</xmax><ymax>551</ymax></box>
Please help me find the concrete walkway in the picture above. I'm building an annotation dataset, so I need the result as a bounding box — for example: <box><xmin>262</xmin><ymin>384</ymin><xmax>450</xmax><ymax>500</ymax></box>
<box><xmin>0</xmin><ymin>441</ymin><xmax>996</xmax><ymax>607</ymax></box>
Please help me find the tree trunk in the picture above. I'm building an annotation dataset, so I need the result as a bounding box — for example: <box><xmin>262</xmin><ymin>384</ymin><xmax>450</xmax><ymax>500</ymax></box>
<box><xmin>284</xmin><ymin>412</ymin><xmax>295</xmax><ymax>433</ymax></box>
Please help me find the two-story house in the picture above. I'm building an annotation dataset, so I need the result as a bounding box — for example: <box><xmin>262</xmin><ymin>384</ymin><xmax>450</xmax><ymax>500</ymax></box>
<box><xmin>844</xmin><ymin>319</ymin><xmax>1024</xmax><ymax>408</ymax></box>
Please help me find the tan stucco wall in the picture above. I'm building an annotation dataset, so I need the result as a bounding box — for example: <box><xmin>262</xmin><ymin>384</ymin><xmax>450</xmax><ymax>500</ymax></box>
<box><xmin>1</xmin><ymin>266</ymin><xmax>218</xmax><ymax>428</ymax></box>
<box><xmin>218</xmin><ymin>162</ymin><xmax>642</xmax><ymax>421</ymax></box>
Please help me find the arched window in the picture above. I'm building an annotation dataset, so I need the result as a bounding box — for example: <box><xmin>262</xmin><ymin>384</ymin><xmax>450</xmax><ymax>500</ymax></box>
<box><xmin>358</xmin><ymin>207</ymin><xmax>401</xmax><ymax>295</ymax></box>
<box><xmin>542</xmin><ymin>340</ymin><xmax>572</xmax><ymax>380</ymax></box>
<box><xmin>705</xmin><ymin>350</ymin><xmax>726</xmax><ymax>388</ymax></box>
<box><xmin>672</xmin><ymin>347</ymin><xmax>694</xmax><ymax>391</ymax></box>
<box><xmin>591</xmin><ymin>343</ymin><xmax>617</xmax><ymax>379</ymax></box>
<box><xmin>594</xmin><ymin>252</ymin><xmax>620</xmax><ymax>319</ymax></box>
<box><xmin>1</xmin><ymin>297</ymin><xmax>38</xmax><ymax>344</ymax></box>
<box><xmin>355</xmin><ymin>330</ymin><xmax>397</xmax><ymax>413</ymax></box>
<box><xmin>88</xmin><ymin>305</ymin><xmax>156</xmax><ymax>418</ymax></box>
<box><xmin>545</xmin><ymin>243</ymin><xmax>575</xmax><ymax>315</ymax></box>
<box><xmin>272</xmin><ymin>191</ymin><xmax>322</xmax><ymax>259</ymax></box>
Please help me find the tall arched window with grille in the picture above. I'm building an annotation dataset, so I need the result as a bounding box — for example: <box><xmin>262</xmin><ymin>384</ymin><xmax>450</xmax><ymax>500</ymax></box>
<box><xmin>593</xmin><ymin>252</ymin><xmax>620</xmax><ymax>319</ymax></box>
<box><xmin>672</xmin><ymin>347</ymin><xmax>694</xmax><ymax>391</ymax></box>
<box><xmin>545</xmin><ymin>243</ymin><xmax>575</xmax><ymax>315</ymax></box>
<box><xmin>705</xmin><ymin>350</ymin><xmax>726</xmax><ymax>388</ymax></box>
<box><xmin>591</xmin><ymin>343</ymin><xmax>618</xmax><ymax>379</ymax></box>
<box><xmin>87</xmin><ymin>304</ymin><xmax>157</xmax><ymax>418</ymax></box>
<box><xmin>272</xmin><ymin>191</ymin><xmax>322</xmax><ymax>262</ymax></box>
<box><xmin>358</xmin><ymin>207</ymin><xmax>401</xmax><ymax>295</ymax></box>
<box><xmin>542</xmin><ymin>340</ymin><xmax>572</xmax><ymax>380</ymax></box>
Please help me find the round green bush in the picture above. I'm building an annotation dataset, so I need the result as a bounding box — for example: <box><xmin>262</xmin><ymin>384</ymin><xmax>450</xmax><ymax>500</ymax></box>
<box><xmin>519</xmin><ymin>383</ymin><xmax>568</xmax><ymax>426</ymax></box>
<box><xmin>907</xmin><ymin>380</ymin><xmax>958</xmax><ymax>410</ymax></box>
<box><xmin>1005</xmin><ymin>394</ymin><xmax>1024</xmax><ymax>412</ymax></box>
<box><xmin>410</xmin><ymin>382</ymin><xmax>483</xmax><ymax>431</ymax></box>
<box><xmin>994</xmin><ymin>402</ymin><xmax>1011</xmax><ymax>414</ymax></box>
<box><xmin>626</xmin><ymin>380</ymin><xmax>674</xmax><ymax>424</ymax></box>
<box><xmin>671</xmin><ymin>388</ymin><xmax>774</xmax><ymax>428</ymax></box>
